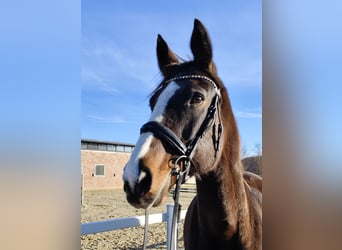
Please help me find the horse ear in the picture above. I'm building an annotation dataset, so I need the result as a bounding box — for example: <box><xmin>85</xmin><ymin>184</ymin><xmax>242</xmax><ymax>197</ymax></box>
<box><xmin>190</xmin><ymin>19</ymin><xmax>214</xmax><ymax>70</ymax></box>
<box><xmin>156</xmin><ymin>34</ymin><xmax>179</xmax><ymax>76</ymax></box>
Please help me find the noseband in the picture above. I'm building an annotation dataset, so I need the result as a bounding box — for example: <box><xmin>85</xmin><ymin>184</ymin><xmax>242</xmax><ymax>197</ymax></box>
<box><xmin>140</xmin><ymin>75</ymin><xmax>222</xmax><ymax>250</ymax></box>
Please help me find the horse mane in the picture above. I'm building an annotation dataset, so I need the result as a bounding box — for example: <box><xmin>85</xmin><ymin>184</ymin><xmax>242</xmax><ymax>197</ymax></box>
<box><xmin>178</xmin><ymin>61</ymin><xmax>261</xmax><ymax>249</ymax></box>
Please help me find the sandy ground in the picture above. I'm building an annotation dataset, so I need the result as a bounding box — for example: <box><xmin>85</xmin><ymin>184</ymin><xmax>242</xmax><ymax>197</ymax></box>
<box><xmin>81</xmin><ymin>182</ymin><xmax>196</xmax><ymax>250</ymax></box>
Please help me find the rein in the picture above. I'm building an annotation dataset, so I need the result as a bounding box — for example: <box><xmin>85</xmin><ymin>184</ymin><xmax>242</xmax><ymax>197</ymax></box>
<box><xmin>140</xmin><ymin>75</ymin><xmax>222</xmax><ymax>250</ymax></box>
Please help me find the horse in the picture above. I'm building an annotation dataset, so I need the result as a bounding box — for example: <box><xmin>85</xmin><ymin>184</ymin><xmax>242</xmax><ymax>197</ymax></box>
<box><xmin>123</xmin><ymin>19</ymin><xmax>262</xmax><ymax>250</ymax></box>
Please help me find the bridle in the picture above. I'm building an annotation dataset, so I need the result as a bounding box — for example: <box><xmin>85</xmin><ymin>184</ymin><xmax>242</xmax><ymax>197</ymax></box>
<box><xmin>141</xmin><ymin>75</ymin><xmax>222</xmax><ymax>160</ymax></box>
<box><xmin>140</xmin><ymin>75</ymin><xmax>222</xmax><ymax>250</ymax></box>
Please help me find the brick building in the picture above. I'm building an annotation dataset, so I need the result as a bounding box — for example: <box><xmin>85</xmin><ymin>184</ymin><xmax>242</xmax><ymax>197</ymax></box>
<box><xmin>81</xmin><ymin>139</ymin><xmax>134</xmax><ymax>190</ymax></box>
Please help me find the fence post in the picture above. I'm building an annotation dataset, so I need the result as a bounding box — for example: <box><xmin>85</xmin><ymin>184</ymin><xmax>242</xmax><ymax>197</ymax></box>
<box><xmin>166</xmin><ymin>204</ymin><xmax>174</xmax><ymax>250</ymax></box>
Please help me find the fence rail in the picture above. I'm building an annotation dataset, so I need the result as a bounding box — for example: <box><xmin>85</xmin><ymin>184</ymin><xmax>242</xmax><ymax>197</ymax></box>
<box><xmin>81</xmin><ymin>204</ymin><xmax>187</xmax><ymax>250</ymax></box>
<box><xmin>81</xmin><ymin>205</ymin><xmax>187</xmax><ymax>235</ymax></box>
<box><xmin>81</xmin><ymin>182</ymin><xmax>196</xmax><ymax>249</ymax></box>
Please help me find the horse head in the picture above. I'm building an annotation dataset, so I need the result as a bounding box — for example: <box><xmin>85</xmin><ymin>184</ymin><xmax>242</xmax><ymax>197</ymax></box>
<box><xmin>123</xmin><ymin>19</ymin><xmax>237</xmax><ymax>209</ymax></box>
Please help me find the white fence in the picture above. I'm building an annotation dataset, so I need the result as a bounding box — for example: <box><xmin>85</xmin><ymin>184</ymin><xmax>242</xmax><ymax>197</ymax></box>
<box><xmin>81</xmin><ymin>204</ymin><xmax>187</xmax><ymax>249</ymax></box>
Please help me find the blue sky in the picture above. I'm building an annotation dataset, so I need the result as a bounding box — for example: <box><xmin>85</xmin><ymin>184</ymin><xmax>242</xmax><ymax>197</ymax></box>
<box><xmin>2</xmin><ymin>2</ymin><xmax>342</xmax><ymax>248</ymax></box>
<box><xmin>81</xmin><ymin>1</ymin><xmax>261</xmax><ymax>155</ymax></box>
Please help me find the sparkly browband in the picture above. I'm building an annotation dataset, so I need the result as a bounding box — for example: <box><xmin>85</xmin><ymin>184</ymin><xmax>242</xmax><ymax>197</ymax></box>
<box><xmin>165</xmin><ymin>75</ymin><xmax>218</xmax><ymax>92</ymax></box>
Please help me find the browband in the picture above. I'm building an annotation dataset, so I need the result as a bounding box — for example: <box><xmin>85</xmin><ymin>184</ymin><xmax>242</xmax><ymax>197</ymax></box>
<box><xmin>166</xmin><ymin>74</ymin><xmax>218</xmax><ymax>92</ymax></box>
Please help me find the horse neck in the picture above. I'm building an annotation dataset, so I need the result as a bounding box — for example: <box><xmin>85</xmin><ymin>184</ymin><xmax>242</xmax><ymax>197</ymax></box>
<box><xmin>195</xmin><ymin>152</ymin><xmax>250</xmax><ymax>240</ymax></box>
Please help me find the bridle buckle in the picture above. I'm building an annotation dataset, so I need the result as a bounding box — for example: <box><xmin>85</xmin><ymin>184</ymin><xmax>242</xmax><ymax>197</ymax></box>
<box><xmin>171</xmin><ymin>155</ymin><xmax>191</xmax><ymax>183</ymax></box>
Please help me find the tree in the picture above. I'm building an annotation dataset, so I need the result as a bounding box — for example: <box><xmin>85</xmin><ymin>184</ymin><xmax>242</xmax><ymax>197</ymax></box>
<box><xmin>253</xmin><ymin>143</ymin><xmax>262</xmax><ymax>175</ymax></box>
<box><xmin>241</xmin><ymin>145</ymin><xmax>248</xmax><ymax>159</ymax></box>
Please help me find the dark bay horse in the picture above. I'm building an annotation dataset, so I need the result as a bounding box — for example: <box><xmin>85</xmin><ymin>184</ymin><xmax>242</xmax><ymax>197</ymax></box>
<box><xmin>123</xmin><ymin>19</ymin><xmax>262</xmax><ymax>250</ymax></box>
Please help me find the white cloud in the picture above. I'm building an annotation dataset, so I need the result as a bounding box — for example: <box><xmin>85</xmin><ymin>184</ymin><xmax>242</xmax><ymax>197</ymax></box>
<box><xmin>86</xmin><ymin>115</ymin><xmax>126</xmax><ymax>124</ymax></box>
<box><xmin>236</xmin><ymin>111</ymin><xmax>262</xmax><ymax>119</ymax></box>
<box><xmin>81</xmin><ymin>66</ymin><xmax>104</xmax><ymax>83</ymax></box>
<box><xmin>81</xmin><ymin>66</ymin><xmax>120</xmax><ymax>94</ymax></box>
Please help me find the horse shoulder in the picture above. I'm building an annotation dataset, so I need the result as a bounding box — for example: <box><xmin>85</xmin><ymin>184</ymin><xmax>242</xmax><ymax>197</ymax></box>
<box><xmin>243</xmin><ymin>171</ymin><xmax>262</xmax><ymax>192</ymax></box>
<box><xmin>243</xmin><ymin>171</ymin><xmax>262</xmax><ymax>250</ymax></box>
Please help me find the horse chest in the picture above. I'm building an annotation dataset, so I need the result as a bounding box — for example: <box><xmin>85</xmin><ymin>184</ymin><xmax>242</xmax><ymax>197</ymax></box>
<box><xmin>185</xmin><ymin>196</ymin><xmax>243</xmax><ymax>250</ymax></box>
<box><xmin>198</xmin><ymin>211</ymin><xmax>227</xmax><ymax>236</ymax></box>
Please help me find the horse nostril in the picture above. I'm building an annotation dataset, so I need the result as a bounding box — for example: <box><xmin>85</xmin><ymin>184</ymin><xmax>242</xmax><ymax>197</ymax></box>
<box><xmin>123</xmin><ymin>181</ymin><xmax>130</xmax><ymax>193</ymax></box>
<box><xmin>135</xmin><ymin>161</ymin><xmax>152</xmax><ymax>196</ymax></box>
<box><xmin>134</xmin><ymin>176</ymin><xmax>151</xmax><ymax>197</ymax></box>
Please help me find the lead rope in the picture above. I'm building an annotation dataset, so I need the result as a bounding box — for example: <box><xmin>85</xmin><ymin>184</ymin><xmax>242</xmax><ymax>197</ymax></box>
<box><xmin>170</xmin><ymin>156</ymin><xmax>191</xmax><ymax>250</ymax></box>
<box><xmin>142</xmin><ymin>158</ymin><xmax>189</xmax><ymax>250</ymax></box>
<box><xmin>143</xmin><ymin>208</ymin><xmax>149</xmax><ymax>250</ymax></box>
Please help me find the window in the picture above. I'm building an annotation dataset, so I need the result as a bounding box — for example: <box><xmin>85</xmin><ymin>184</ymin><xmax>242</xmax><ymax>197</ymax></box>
<box><xmin>95</xmin><ymin>165</ymin><xmax>105</xmax><ymax>176</ymax></box>
<box><xmin>124</xmin><ymin>146</ymin><xmax>133</xmax><ymax>153</ymax></box>
<box><xmin>98</xmin><ymin>144</ymin><xmax>107</xmax><ymax>151</ymax></box>
<box><xmin>107</xmin><ymin>144</ymin><xmax>116</xmax><ymax>151</ymax></box>
<box><xmin>116</xmin><ymin>145</ymin><xmax>124</xmax><ymax>152</ymax></box>
<box><xmin>88</xmin><ymin>143</ymin><xmax>98</xmax><ymax>150</ymax></box>
<box><xmin>81</xmin><ymin>142</ymin><xmax>88</xmax><ymax>149</ymax></box>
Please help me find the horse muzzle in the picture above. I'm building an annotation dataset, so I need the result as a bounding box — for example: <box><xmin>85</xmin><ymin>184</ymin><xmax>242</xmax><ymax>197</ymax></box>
<box><xmin>123</xmin><ymin>161</ymin><xmax>154</xmax><ymax>208</ymax></box>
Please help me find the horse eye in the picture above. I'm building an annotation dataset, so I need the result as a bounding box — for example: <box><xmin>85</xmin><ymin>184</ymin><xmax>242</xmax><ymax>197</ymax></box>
<box><xmin>190</xmin><ymin>93</ymin><xmax>204</xmax><ymax>105</ymax></box>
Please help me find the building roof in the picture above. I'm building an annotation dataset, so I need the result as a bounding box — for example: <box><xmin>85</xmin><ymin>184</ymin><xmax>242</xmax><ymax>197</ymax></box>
<box><xmin>81</xmin><ymin>138</ymin><xmax>135</xmax><ymax>147</ymax></box>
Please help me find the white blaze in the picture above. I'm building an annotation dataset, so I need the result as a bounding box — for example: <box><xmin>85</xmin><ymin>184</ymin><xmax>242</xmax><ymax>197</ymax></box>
<box><xmin>149</xmin><ymin>81</ymin><xmax>180</xmax><ymax>123</ymax></box>
<box><xmin>123</xmin><ymin>82</ymin><xmax>180</xmax><ymax>189</ymax></box>
<box><xmin>123</xmin><ymin>133</ymin><xmax>153</xmax><ymax>188</ymax></box>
